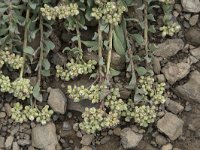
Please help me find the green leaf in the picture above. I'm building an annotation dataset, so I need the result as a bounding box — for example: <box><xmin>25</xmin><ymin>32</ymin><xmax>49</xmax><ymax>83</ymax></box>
<box><xmin>82</xmin><ymin>41</ymin><xmax>98</xmax><ymax>47</ymax></box>
<box><xmin>110</xmin><ymin>68</ymin><xmax>120</xmax><ymax>77</ymax></box>
<box><xmin>29</xmin><ymin>2</ymin><xmax>37</xmax><ymax>10</ymax></box>
<box><xmin>148</xmin><ymin>25</ymin><xmax>156</xmax><ymax>33</ymax></box>
<box><xmin>41</xmin><ymin>69</ymin><xmax>50</xmax><ymax>77</ymax></box>
<box><xmin>24</xmin><ymin>46</ymin><xmax>34</xmax><ymax>55</ymax></box>
<box><xmin>147</xmin><ymin>14</ymin><xmax>155</xmax><ymax>21</ymax></box>
<box><xmin>131</xmin><ymin>34</ymin><xmax>144</xmax><ymax>45</ymax></box>
<box><xmin>42</xmin><ymin>58</ymin><xmax>50</xmax><ymax>70</ymax></box>
<box><xmin>99</xmin><ymin>57</ymin><xmax>105</xmax><ymax>66</ymax></box>
<box><xmin>113</xmin><ymin>31</ymin><xmax>126</xmax><ymax>56</ymax></box>
<box><xmin>33</xmin><ymin>83</ymin><xmax>43</xmax><ymax>102</ymax></box>
<box><xmin>114</xmin><ymin>25</ymin><xmax>126</xmax><ymax>49</ymax></box>
<box><xmin>44</xmin><ymin>40</ymin><xmax>55</xmax><ymax>52</ymax></box>
<box><xmin>135</xmin><ymin>67</ymin><xmax>147</xmax><ymax>76</ymax></box>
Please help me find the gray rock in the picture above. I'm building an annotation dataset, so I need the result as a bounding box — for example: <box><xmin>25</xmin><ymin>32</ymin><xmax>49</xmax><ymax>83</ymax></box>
<box><xmin>161</xmin><ymin>143</ymin><xmax>173</xmax><ymax>150</ymax></box>
<box><xmin>0</xmin><ymin>136</ymin><xmax>5</xmax><ymax>148</ymax></box>
<box><xmin>28</xmin><ymin>146</ymin><xmax>35</xmax><ymax>150</ymax></box>
<box><xmin>80</xmin><ymin>134</ymin><xmax>94</xmax><ymax>146</ymax></box>
<box><xmin>157</xmin><ymin>74</ymin><xmax>166</xmax><ymax>83</ymax></box>
<box><xmin>185</xmin><ymin>27</ymin><xmax>200</xmax><ymax>46</ymax></box>
<box><xmin>62</xmin><ymin>121</ymin><xmax>72</xmax><ymax>131</ymax></box>
<box><xmin>175</xmin><ymin>71</ymin><xmax>200</xmax><ymax>103</ymax></box>
<box><xmin>48</xmin><ymin>88</ymin><xmax>67</xmax><ymax>114</ymax></box>
<box><xmin>157</xmin><ymin>112</ymin><xmax>184</xmax><ymax>140</ymax></box>
<box><xmin>155</xmin><ymin>134</ymin><xmax>168</xmax><ymax>146</ymax></box>
<box><xmin>190</xmin><ymin>47</ymin><xmax>200</xmax><ymax>60</ymax></box>
<box><xmin>166</xmin><ymin>99</ymin><xmax>184</xmax><ymax>114</ymax></box>
<box><xmin>17</xmin><ymin>139</ymin><xmax>31</xmax><ymax>146</ymax></box>
<box><xmin>111</xmin><ymin>52</ymin><xmax>126</xmax><ymax>71</ymax></box>
<box><xmin>32</xmin><ymin>122</ymin><xmax>58</xmax><ymax>149</ymax></box>
<box><xmin>0</xmin><ymin>112</ymin><xmax>6</xmax><ymax>118</ymax></box>
<box><xmin>120</xmin><ymin>127</ymin><xmax>143</xmax><ymax>149</ymax></box>
<box><xmin>4</xmin><ymin>103</ymin><xmax>12</xmax><ymax>117</ymax></box>
<box><xmin>12</xmin><ymin>142</ymin><xmax>20</xmax><ymax>150</ymax></box>
<box><xmin>153</xmin><ymin>57</ymin><xmax>161</xmax><ymax>74</ymax></box>
<box><xmin>51</xmin><ymin>53</ymin><xmax>67</xmax><ymax>66</ymax></box>
<box><xmin>153</xmin><ymin>39</ymin><xmax>184</xmax><ymax>58</ymax></box>
<box><xmin>81</xmin><ymin>146</ymin><xmax>92</xmax><ymax>150</ymax></box>
<box><xmin>100</xmin><ymin>136</ymin><xmax>111</xmax><ymax>144</ymax></box>
<box><xmin>5</xmin><ymin>135</ymin><xmax>14</xmax><ymax>149</ymax></box>
<box><xmin>181</xmin><ymin>0</ymin><xmax>200</xmax><ymax>13</ymax></box>
<box><xmin>189</xmin><ymin>14</ymin><xmax>199</xmax><ymax>26</ymax></box>
<box><xmin>161</xmin><ymin>62</ymin><xmax>190</xmax><ymax>85</ymax></box>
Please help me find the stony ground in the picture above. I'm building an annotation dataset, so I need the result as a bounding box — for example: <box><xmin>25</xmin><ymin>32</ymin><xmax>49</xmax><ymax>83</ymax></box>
<box><xmin>1</xmin><ymin>0</ymin><xmax>200</xmax><ymax>150</ymax></box>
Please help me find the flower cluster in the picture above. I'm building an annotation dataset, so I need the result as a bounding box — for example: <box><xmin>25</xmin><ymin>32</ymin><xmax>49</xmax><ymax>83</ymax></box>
<box><xmin>40</xmin><ymin>3</ymin><xmax>79</xmax><ymax>20</ymax></box>
<box><xmin>79</xmin><ymin>107</ymin><xmax>119</xmax><ymax>134</ymax></box>
<box><xmin>138</xmin><ymin>76</ymin><xmax>166</xmax><ymax>105</ymax></box>
<box><xmin>11</xmin><ymin>103</ymin><xmax>27</xmax><ymax>123</ymax></box>
<box><xmin>0</xmin><ymin>47</ymin><xmax>24</xmax><ymax>69</ymax></box>
<box><xmin>11</xmin><ymin>103</ymin><xmax>53</xmax><ymax>125</ymax></box>
<box><xmin>105</xmin><ymin>88</ymin><xmax>127</xmax><ymax>115</ymax></box>
<box><xmin>0</xmin><ymin>74</ymin><xmax>12</xmax><ymax>92</ymax></box>
<box><xmin>67</xmin><ymin>84</ymin><xmax>104</xmax><ymax>103</ymax></box>
<box><xmin>91</xmin><ymin>1</ymin><xmax>126</xmax><ymax>25</ymax></box>
<box><xmin>159</xmin><ymin>0</ymin><xmax>175</xmax><ymax>4</ymax></box>
<box><xmin>160</xmin><ymin>22</ymin><xmax>181</xmax><ymax>37</ymax></box>
<box><xmin>11</xmin><ymin>78</ymin><xmax>33</xmax><ymax>100</ymax></box>
<box><xmin>134</xmin><ymin>105</ymin><xmax>157</xmax><ymax>127</ymax></box>
<box><xmin>0</xmin><ymin>73</ymin><xmax>33</xmax><ymax>100</ymax></box>
<box><xmin>121</xmin><ymin>99</ymin><xmax>135</xmax><ymax>122</ymax></box>
<box><xmin>56</xmin><ymin>59</ymin><xmax>97</xmax><ymax>81</ymax></box>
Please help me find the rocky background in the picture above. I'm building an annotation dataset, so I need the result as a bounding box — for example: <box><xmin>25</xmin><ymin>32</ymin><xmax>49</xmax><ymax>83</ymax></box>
<box><xmin>1</xmin><ymin>0</ymin><xmax>200</xmax><ymax>150</ymax></box>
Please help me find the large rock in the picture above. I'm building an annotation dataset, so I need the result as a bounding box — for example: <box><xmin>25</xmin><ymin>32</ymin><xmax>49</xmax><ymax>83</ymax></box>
<box><xmin>153</xmin><ymin>39</ymin><xmax>184</xmax><ymax>58</ymax></box>
<box><xmin>80</xmin><ymin>134</ymin><xmax>94</xmax><ymax>146</ymax></box>
<box><xmin>166</xmin><ymin>99</ymin><xmax>184</xmax><ymax>114</ymax></box>
<box><xmin>161</xmin><ymin>62</ymin><xmax>190</xmax><ymax>84</ymax></box>
<box><xmin>190</xmin><ymin>47</ymin><xmax>200</xmax><ymax>60</ymax></box>
<box><xmin>157</xmin><ymin>112</ymin><xmax>184</xmax><ymax>140</ymax></box>
<box><xmin>32</xmin><ymin>122</ymin><xmax>58</xmax><ymax>149</ymax></box>
<box><xmin>0</xmin><ymin>136</ymin><xmax>5</xmax><ymax>148</ymax></box>
<box><xmin>175</xmin><ymin>71</ymin><xmax>200</xmax><ymax>103</ymax></box>
<box><xmin>120</xmin><ymin>128</ymin><xmax>143</xmax><ymax>149</ymax></box>
<box><xmin>185</xmin><ymin>27</ymin><xmax>200</xmax><ymax>46</ymax></box>
<box><xmin>5</xmin><ymin>135</ymin><xmax>14</xmax><ymax>149</ymax></box>
<box><xmin>48</xmin><ymin>88</ymin><xmax>67</xmax><ymax>114</ymax></box>
<box><xmin>181</xmin><ymin>0</ymin><xmax>200</xmax><ymax>13</ymax></box>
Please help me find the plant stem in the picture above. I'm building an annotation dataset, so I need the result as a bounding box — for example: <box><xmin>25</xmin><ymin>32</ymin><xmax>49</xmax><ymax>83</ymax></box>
<box><xmin>144</xmin><ymin>0</ymin><xmax>148</xmax><ymax>66</ymax></box>
<box><xmin>37</xmin><ymin>16</ymin><xmax>44</xmax><ymax>86</ymax></box>
<box><xmin>106</xmin><ymin>24</ymin><xmax>113</xmax><ymax>79</ymax></box>
<box><xmin>98</xmin><ymin>21</ymin><xmax>103</xmax><ymax>80</ymax></box>
<box><xmin>20</xmin><ymin>8</ymin><xmax>30</xmax><ymax>79</ymax></box>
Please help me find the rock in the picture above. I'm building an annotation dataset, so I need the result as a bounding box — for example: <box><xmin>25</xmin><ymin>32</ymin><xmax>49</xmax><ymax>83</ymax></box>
<box><xmin>161</xmin><ymin>143</ymin><xmax>173</xmax><ymax>150</ymax></box>
<box><xmin>62</xmin><ymin>121</ymin><xmax>72</xmax><ymax>131</ymax></box>
<box><xmin>185</xmin><ymin>27</ymin><xmax>200</xmax><ymax>46</ymax></box>
<box><xmin>0</xmin><ymin>136</ymin><xmax>5</xmax><ymax>148</ymax></box>
<box><xmin>111</xmin><ymin>52</ymin><xmax>126</xmax><ymax>71</ymax></box>
<box><xmin>80</xmin><ymin>134</ymin><xmax>94</xmax><ymax>146</ymax></box>
<box><xmin>155</xmin><ymin>134</ymin><xmax>168</xmax><ymax>146</ymax></box>
<box><xmin>190</xmin><ymin>47</ymin><xmax>200</xmax><ymax>60</ymax></box>
<box><xmin>32</xmin><ymin>122</ymin><xmax>58</xmax><ymax>149</ymax></box>
<box><xmin>157</xmin><ymin>112</ymin><xmax>184</xmax><ymax>140</ymax></box>
<box><xmin>161</xmin><ymin>62</ymin><xmax>190</xmax><ymax>85</ymax></box>
<box><xmin>4</xmin><ymin>103</ymin><xmax>12</xmax><ymax>117</ymax></box>
<box><xmin>181</xmin><ymin>0</ymin><xmax>200</xmax><ymax>13</ymax></box>
<box><xmin>153</xmin><ymin>39</ymin><xmax>184</xmax><ymax>58</ymax></box>
<box><xmin>157</xmin><ymin>74</ymin><xmax>166</xmax><ymax>83</ymax></box>
<box><xmin>166</xmin><ymin>99</ymin><xmax>184</xmax><ymax>114</ymax></box>
<box><xmin>136</xmin><ymin>140</ymin><xmax>158</xmax><ymax>150</ymax></box>
<box><xmin>0</xmin><ymin>112</ymin><xmax>6</xmax><ymax>118</ymax></box>
<box><xmin>100</xmin><ymin>136</ymin><xmax>111</xmax><ymax>144</ymax></box>
<box><xmin>113</xmin><ymin>127</ymin><xmax>122</xmax><ymax>136</ymax></box>
<box><xmin>189</xmin><ymin>14</ymin><xmax>199</xmax><ymax>26</ymax></box>
<box><xmin>175</xmin><ymin>71</ymin><xmax>200</xmax><ymax>103</ymax></box>
<box><xmin>119</xmin><ymin>89</ymin><xmax>131</xmax><ymax>99</ymax></box>
<box><xmin>51</xmin><ymin>53</ymin><xmax>67</xmax><ymax>66</ymax></box>
<box><xmin>5</xmin><ymin>135</ymin><xmax>14</xmax><ymax>149</ymax></box>
<box><xmin>48</xmin><ymin>88</ymin><xmax>67</xmax><ymax>114</ymax></box>
<box><xmin>120</xmin><ymin>127</ymin><xmax>143</xmax><ymax>149</ymax></box>
<box><xmin>81</xmin><ymin>146</ymin><xmax>92</xmax><ymax>150</ymax></box>
<box><xmin>13</xmin><ymin>142</ymin><xmax>20</xmax><ymax>150</ymax></box>
<box><xmin>17</xmin><ymin>139</ymin><xmax>31</xmax><ymax>146</ymax></box>
<box><xmin>153</xmin><ymin>57</ymin><xmax>162</xmax><ymax>74</ymax></box>
<box><xmin>28</xmin><ymin>146</ymin><xmax>35</xmax><ymax>150</ymax></box>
